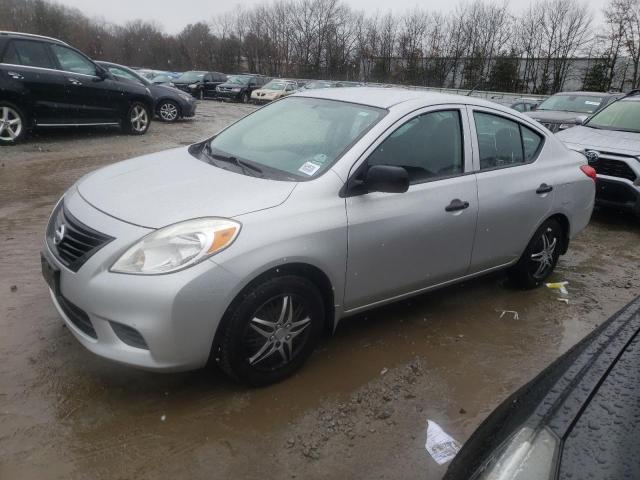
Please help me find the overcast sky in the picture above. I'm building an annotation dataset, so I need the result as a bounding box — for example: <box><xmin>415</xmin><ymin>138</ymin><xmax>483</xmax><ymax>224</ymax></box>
<box><xmin>55</xmin><ymin>0</ymin><xmax>608</xmax><ymax>34</ymax></box>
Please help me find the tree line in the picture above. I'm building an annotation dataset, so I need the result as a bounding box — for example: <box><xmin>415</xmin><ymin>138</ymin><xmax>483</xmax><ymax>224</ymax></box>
<box><xmin>2</xmin><ymin>0</ymin><xmax>640</xmax><ymax>93</ymax></box>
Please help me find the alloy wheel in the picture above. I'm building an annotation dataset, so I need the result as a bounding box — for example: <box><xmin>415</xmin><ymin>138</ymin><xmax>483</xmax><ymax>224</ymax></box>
<box><xmin>529</xmin><ymin>227</ymin><xmax>557</xmax><ymax>279</ymax></box>
<box><xmin>0</xmin><ymin>106</ymin><xmax>23</xmax><ymax>142</ymax></box>
<box><xmin>159</xmin><ymin>102</ymin><xmax>178</xmax><ymax>121</ymax></box>
<box><xmin>130</xmin><ymin>105</ymin><xmax>148</xmax><ymax>133</ymax></box>
<box><xmin>243</xmin><ymin>295</ymin><xmax>312</xmax><ymax>371</ymax></box>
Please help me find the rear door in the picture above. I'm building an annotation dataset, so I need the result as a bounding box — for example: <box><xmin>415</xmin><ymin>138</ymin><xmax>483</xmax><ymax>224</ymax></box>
<box><xmin>48</xmin><ymin>44</ymin><xmax>120</xmax><ymax>124</ymax></box>
<box><xmin>1</xmin><ymin>39</ymin><xmax>67</xmax><ymax>124</ymax></box>
<box><xmin>468</xmin><ymin>107</ymin><xmax>553</xmax><ymax>273</ymax></box>
<box><xmin>344</xmin><ymin>106</ymin><xmax>478</xmax><ymax>310</ymax></box>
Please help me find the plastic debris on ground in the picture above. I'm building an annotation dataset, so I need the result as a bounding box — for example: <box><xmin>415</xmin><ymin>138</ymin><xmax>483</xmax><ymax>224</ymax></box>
<box><xmin>425</xmin><ymin>420</ymin><xmax>461</xmax><ymax>465</ymax></box>
<box><xmin>546</xmin><ymin>281</ymin><xmax>570</xmax><ymax>303</ymax></box>
<box><xmin>498</xmin><ymin>310</ymin><xmax>519</xmax><ymax>320</ymax></box>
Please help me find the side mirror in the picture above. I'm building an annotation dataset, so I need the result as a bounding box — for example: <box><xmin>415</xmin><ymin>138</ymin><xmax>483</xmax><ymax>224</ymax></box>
<box><xmin>364</xmin><ymin>165</ymin><xmax>409</xmax><ymax>193</ymax></box>
<box><xmin>575</xmin><ymin>115</ymin><xmax>588</xmax><ymax>126</ymax></box>
<box><xmin>95</xmin><ymin>67</ymin><xmax>108</xmax><ymax>80</ymax></box>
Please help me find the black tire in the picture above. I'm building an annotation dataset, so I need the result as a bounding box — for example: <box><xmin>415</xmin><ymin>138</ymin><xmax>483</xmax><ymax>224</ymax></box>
<box><xmin>157</xmin><ymin>100</ymin><xmax>180</xmax><ymax>123</ymax></box>
<box><xmin>122</xmin><ymin>101</ymin><xmax>150</xmax><ymax>135</ymax></box>
<box><xmin>508</xmin><ymin>218</ymin><xmax>563</xmax><ymax>289</ymax></box>
<box><xmin>241</xmin><ymin>92</ymin><xmax>250</xmax><ymax>104</ymax></box>
<box><xmin>199</xmin><ymin>88</ymin><xmax>204</xmax><ymax>100</ymax></box>
<box><xmin>0</xmin><ymin>102</ymin><xmax>27</xmax><ymax>145</ymax></box>
<box><xmin>217</xmin><ymin>275</ymin><xmax>324</xmax><ymax>386</ymax></box>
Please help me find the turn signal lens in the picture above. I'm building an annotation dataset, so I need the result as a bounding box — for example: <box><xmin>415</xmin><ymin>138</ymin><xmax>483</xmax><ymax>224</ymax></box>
<box><xmin>580</xmin><ymin>165</ymin><xmax>597</xmax><ymax>182</ymax></box>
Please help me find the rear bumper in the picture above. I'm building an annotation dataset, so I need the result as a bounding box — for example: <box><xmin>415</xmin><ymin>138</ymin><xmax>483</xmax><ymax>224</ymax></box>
<box><xmin>595</xmin><ymin>176</ymin><xmax>640</xmax><ymax>215</ymax></box>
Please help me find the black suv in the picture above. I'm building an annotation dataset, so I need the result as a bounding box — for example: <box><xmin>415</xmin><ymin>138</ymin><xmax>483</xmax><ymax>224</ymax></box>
<box><xmin>0</xmin><ymin>31</ymin><xmax>154</xmax><ymax>144</ymax></box>
<box><xmin>173</xmin><ymin>71</ymin><xmax>227</xmax><ymax>99</ymax></box>
<box><xmin>216</xmin><ymin>74</ymin><xmax>269</xmax><ymax>103</ymax></box>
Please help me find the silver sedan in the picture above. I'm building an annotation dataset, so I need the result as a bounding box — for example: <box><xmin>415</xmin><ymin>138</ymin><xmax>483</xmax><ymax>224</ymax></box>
<box><xmin>42</xmin><ymin>88</ymin><xmax>595</xmax><ymax>385</ymax></box>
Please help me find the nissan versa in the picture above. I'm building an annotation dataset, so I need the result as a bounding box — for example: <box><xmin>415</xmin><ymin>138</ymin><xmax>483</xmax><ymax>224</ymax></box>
<box><xmin>41</xmin><ymin>88</ymin><xmax>595</xmax><ymax>385</ymax></box>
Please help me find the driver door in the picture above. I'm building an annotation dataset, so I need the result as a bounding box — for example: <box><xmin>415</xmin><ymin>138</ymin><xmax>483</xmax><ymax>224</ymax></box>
<box><xmin>344</xmin><ymin>106</ymin><xmax>478</xmax><ymax>310</ymax></box>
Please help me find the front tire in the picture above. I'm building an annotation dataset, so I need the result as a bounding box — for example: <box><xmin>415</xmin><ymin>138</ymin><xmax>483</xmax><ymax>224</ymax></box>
<box><xmin>241</xmin><ymin>92</ymin><xmax>250</xmax><ymax>104</ymax></box>
<box><xmin>0</xmin><ymin>103</ymin><xmax>27</xmax><ymax>145</ymax></box>
<box><xmin>217</xmin><ymin>275</ymin><xmax>324</xmax><ymax>386</ymax></box>
<box><xmin>123</xmin><ymin>102</ymin><xmax>150</xmax><ymax>135</ymax></box>
<box><xmin>157</xmin><ymin>100</ymin><xmax>180</xmax><ymax>122</ymax></box>
<box><xmin>508</xmin><ymin>218</ymin><xmax>562</xmax><ymax>288</ymax></box>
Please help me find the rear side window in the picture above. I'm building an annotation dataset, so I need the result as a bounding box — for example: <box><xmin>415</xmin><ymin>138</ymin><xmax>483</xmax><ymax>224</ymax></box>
<box><xmin>474</xmin><ymin>112</ymin><xmax>543</xmax><ymax>170</ymax></box>
<box><xmin>50</xmin><ymin>44</ymin><xmax>96</xmax><ymax>76</ymax></box>
<box><xmin>4</xmin><ymin>40</ymin><xmax>54</xmax><ymax>69</ymax></box>
<box><xmin>368</xmin><ymin>110</ymin><xmax>464</xmax><ymax>183</ymax></box>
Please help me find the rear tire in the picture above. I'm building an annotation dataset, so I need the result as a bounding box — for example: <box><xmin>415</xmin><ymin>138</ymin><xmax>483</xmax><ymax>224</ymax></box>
<box><xmin>217</xmin><ymin>275</ymin><xmax>324</xmax><ymax>386</ymax></box>
<box><xmin>122</xmin><ymin>102</ymin><xmax>150</xmax><ymax>135</ymax></box>
<box><xmin>0</xmin><ymin>103</ymin><xmax>27</xmax><ymax>145</ymax></box>
<box><xmin>508</xmin><ymin>218</ymin><xmax>563</xmax><ymax>289</ymax></box>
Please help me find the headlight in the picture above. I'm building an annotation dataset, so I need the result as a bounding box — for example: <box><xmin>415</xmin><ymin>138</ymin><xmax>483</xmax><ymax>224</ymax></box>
<box><xmin>231</xmin><ymin>87</ymin><xmax>241</xmax><ymax>92</ymax></box>
<box><xmin>473</xmin><ymin>427</ymin><xmax>559</xmax><ymax>480</ymax></box>
<box><xmin>178</xmin><ymin>93</ymin><xmax>192</xmax><ymax>102</ymax></box>
<box><xmin>188</xmin><ymin>83</ymin><xmax>198</xmax><ymax>89</ymax></box>
<box><xmin>111</xmin><ymin>218</ymin><xmax>240</xmax><ymax>275</ymax></box>
<box><xmin>558</xmin><ymin>123</ymin><xmax>574</xmax><ymax>130</ymax></box>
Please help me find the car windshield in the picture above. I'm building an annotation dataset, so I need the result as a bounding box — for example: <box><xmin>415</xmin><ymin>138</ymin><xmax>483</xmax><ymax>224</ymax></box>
<box><xmin>207</xmin><ymin>97</ymin><xmax>386</xmax><ymax>180</ymax></box>
<box><xmin>227</xmin><ymin>76</ymin><xmax>250</xmax><ymax>85</ymax></box>
<box><xmin>152</xmin><ymin>74</ymin><xmax>170</xmax><ymax>82</ymax></box>
<box><xmin>177</xmin><ymin>71</ymin><xmax>205</xmax><ymax>82</ymax></box>
<box><xmin>304</xmin><ymin>81</ymin><xmax>335</xmax><ymax>89</ymax></box>
<box><xmin>537</xmin><ymin>94</ymin><xmax>604</xmax><ymax>113</ymax></box>
<box><xmin>263</xmin><ymin>81</ymin><xmax>287</xmax><ymax>90</ymax></box>
<box><xmin>586</xmin><ymin>100</ymin><xmax>640</xmax><ymax>132</ymax></box>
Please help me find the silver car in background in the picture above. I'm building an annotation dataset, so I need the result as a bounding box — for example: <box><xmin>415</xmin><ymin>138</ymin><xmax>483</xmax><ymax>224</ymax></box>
<box><xmin>41</xmin><ymin>88</ymin><xmax>595</xmax><ymax>385</ymax></box>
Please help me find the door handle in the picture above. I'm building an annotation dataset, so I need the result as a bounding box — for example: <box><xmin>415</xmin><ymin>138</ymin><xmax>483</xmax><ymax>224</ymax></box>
<box><xmin>536</xmin><ymin>183</ymin><xmax>553</xmax><ymax>194</ymax></box>
<box><xmin>7</xmin><ymin>71</ymin><xmax>24</xmax><ymax>80</ymax></box>
<box><xmin>445</xmin><ymin>199</ymin><xmax>470</xmax><ymax>212</ymax></box>
<box><xmin>67</xmin><ymin>77</ymin><xmax>82</xmax><ymax>86</ymax></box>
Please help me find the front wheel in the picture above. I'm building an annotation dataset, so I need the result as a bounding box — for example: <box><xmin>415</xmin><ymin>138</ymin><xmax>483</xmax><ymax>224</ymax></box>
<box><xmin>0</xmin><ymin>103</ymin><xmax>27</xmax><ymax>145</ymax></box>
<box><xmin>241</xmin><ymin>92</ymin><xmax>250</xmax><ymax>104</ymax></box>
<box><xmin>508</xmin><ymin>218</ymin><xmax>563</xmax><ymax>288</ymax></box>
<box><xmin>123</xmin><ymin>102</ymin><xmax>150</xmax><ymax>135</ymax></box>
<box><xmin>217</xmin><ymin>275</ymin><xmax>324</xmax><ymax>386</ymax></box>
<box><xmin>158</xmin><ymin>100</ymin><xmax>180</xmax><ymax>122</ymax></box>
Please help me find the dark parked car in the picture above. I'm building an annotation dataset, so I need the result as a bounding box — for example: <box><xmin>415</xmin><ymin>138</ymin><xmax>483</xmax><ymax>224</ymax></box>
<box><xmin>216</xmin><ymin>74</ymin><xmax>268</xmax><ymax>103</ymax></box>
<box><xmin>0</xmin><ymin>31</ymin><xmax>153</xmax><ymax>144</ymax></box>
<box><xmin>97</xmin><ymin>61</ymin><xmax>197</xmax><ymax>123</ymax></box>
<box><xmin>510</xmin><ymin>97</ymin><xmax>542</xmax><ymax>113</ymax></box>
<box><xmin>173</xmin><ymin>71</ymin><xmax>227</xmax><ymax>99</ymax></box>
<box><xmin>445</xmin><ymin>295</ymin><xmax>640</xmax><ymax>480</ymax></box>
<box><xmin>525</xmin><ymin>91</ymin><xmax>623</xmax><ymax>132</ymax></box>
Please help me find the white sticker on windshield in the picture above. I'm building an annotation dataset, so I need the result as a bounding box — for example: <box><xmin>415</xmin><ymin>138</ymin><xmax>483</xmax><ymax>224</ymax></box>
<box><xmin>585</xmin><ymin>101</ymin><xmax>600</xmax><ymax>106</ymax></box>
<box><xmin>299</xmin><ymin>161</ymin><xmax>321</xmax><ymax>176</ymax></box>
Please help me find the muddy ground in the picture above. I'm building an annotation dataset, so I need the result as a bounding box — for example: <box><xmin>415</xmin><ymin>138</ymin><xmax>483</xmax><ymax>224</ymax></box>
<box><xmin>1</xmin><ymin>100</ymin><xmax>639</xmax><ymax>480</ymax></box>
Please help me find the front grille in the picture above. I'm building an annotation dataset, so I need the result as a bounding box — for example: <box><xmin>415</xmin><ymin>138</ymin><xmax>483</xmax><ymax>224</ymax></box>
<box><xmin>47</xmin><ymin>203</ymin><xmax>114</xmax><ymax>272</ymax></box>
<box><xmin>110</xmin><ymin>322</ymin><xmax>149</xmax><ymax>349</ymax></box>
<box><xmin>58</xmin><ymin>295</ymin><xmax>96</xmax><ymax>338</ymax></box>
<box><xmin>591</xmin><ymin>157</ymin><xmax>637</xmax><ymax>181</ymax></box>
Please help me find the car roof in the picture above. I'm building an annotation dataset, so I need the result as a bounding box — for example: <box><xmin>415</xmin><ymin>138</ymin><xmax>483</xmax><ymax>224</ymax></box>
<box><xmin>552</xmin><ymin>91</ymin><xmax>616</xmax><ymax>97</ymax></box>
<box><xmin>293</xmin><ymin>86</ymin><xmax>506</xmax><ymax>110</ymax></box>
<box><xmin>0</xmin><ymin>30</ymin><xmax>68</xmax><ymax>46</ymax></box>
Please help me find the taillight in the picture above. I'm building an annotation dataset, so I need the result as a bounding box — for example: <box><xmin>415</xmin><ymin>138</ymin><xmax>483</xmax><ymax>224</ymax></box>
<box><xmin>580</xmin><ymin>165</ymin><xmax>597</xmax><ymax>182</ymax></box>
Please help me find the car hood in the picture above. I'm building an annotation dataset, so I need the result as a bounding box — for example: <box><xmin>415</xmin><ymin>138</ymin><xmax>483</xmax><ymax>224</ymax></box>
<box><xmin>556</xmin><ymin>125</ymin><xmax>640</xmax><ymax>156</ymax></box>
<box><xmin>525</xmin><ymin>110</ymin><xmax>584</xmax><ymax>123</ymax></box>
<box><xmin>218</xmin><ymin>82</ymin><xmax>246</xmax><ymax>89</ymax></box>
<box><xmin>150</xmin><ymin>84</ymin><xmax>189</xmax><ymax>97</ymax></box>
<box><xmin>253</xmin><ymin>89</ymin><xmax>279</xmax><ymax>95</ymax></box>
<box><xmin>77</xmin><ymin>147</ymin><xmax>296</xmax><ymax>229</ymax></box>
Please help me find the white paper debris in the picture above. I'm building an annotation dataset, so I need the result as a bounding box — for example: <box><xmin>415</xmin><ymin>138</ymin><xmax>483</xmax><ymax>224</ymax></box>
<box><xmin>380</xmin><ymin>367</ymin><xmax>388</xmax><ymax>375</ymax></box>
<box><xmin>161</xmin><ymin>415</ymin><xmax>166</xmax><ymax>422</ymax></box>
<box><xmin>425</xmin><ymin>420</ymin><xmax>461</xmax><ymax>465</ymax></box>
<box><xmin>499</xmin><ymin>310</ymin><xmax>519</xmax><ymax>320</ymax></box>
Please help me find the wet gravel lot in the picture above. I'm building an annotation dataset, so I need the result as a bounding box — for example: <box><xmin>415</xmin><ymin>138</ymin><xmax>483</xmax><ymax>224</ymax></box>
<box><xmin>1</xmin><ymin>100</ymin><xmax>639</xmax><ymax>480</ymax></box>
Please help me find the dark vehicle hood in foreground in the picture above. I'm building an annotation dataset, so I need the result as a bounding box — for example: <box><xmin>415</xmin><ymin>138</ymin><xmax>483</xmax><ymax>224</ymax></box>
<box><xmin>557</xmin><ymin>125</ymin><xmax>640</xmax><ymax>157</ymax></box>
<box><xmin>445</xmin><ymin>296</ymin><xmax>640</xmax><ymax>479</ymax></box>
<box><xmin>525</xmin><ymin>110</ymin><xmax>584</xmax><ymax>124</ymax></box>
<box><xmin>77</xmin><ymin>147</ymin><xmax>296</xmax><ymax>229</ymax></box>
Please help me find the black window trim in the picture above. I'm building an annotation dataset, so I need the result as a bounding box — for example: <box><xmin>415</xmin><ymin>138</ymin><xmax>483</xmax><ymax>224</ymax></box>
<box><xmin>342</xmin><ymin>106</ymin><xmax>472</xmax><ymax>197</ymax></box>
<box><xmin>471</xmin><ymin>107</ymin><xmax>546</xmax><ymax>174</ymax></box>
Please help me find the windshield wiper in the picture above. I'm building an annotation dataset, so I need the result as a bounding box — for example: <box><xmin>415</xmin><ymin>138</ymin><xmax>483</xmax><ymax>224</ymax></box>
<box><xmin>203</xmin><ymin>144</ymin><xmax>264</xmax><ymax>177</ymax></box>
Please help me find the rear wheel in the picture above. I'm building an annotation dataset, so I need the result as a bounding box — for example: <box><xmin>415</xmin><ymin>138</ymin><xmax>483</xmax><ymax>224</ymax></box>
<box><xmin>217</xmin><ymin>275</ymin><xmax>324</xmax><ymax>386</ymax></box>
<box><xmin>0</xmin><ymin>103</ymin><xmax>27</xmax><ymax>145</ymax></box>
<box><xmin>158</xmin><ymin>100</ymin><xmax>180</xmax><ymax>122</ymax></box>
<box><xmin>123</xmin><ymin>102</ymin><xmax>150</xmax><ymax>135</ymax></box>
<box><xmin>508</xmin><ymin>218</ymin><xmax>563</xmax><ymax>288</ymax></box>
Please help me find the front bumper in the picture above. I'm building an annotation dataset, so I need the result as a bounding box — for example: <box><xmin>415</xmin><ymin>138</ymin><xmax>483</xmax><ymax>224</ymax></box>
<box><xmin>43</xmin><ymin>189</ymin><xmax>240</xmax><ymax>371</ymax></box>
<box><xmin>595</xmin><ymin>176</ymin><xmax>640</xmax><ymax>216</ymax></box>
<box><xmin>216</xmin><ymin>90</ymin><xmax>243</xmax><ymax>101</ymax></box>
<box><xmin>180</xmin><ymin>99</ymin><xmax>198</xmax><ymax>117</ymax></box>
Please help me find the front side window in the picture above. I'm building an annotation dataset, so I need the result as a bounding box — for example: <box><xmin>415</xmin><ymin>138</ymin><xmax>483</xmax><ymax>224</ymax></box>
<box><xmin>109</xmin><ymin>66</ymin><xmax>139</xmax><ymax>82</ymax></box>
<box><xmin>474</xmin><ymin>112</ymin><xmax>543</xmax><ymax>170</ymax></box>
<box><xmin>50</xmin><ymin>45</ymin><xmax>96</xmax><ymax>75</ymax></box>
<box><xmin>6</xmin><ymin>40</ymin><xmax>54</xmax><ymax>69</ymax></box>
<box><xmin>367</xmin><ymin>110</ymin><xmax>464</xmax><ymax>183</ymax></box>
<box><xmin>207</xmin><ymin>97</ymin><xmax>386</xmax><ymax>180</ymax></box>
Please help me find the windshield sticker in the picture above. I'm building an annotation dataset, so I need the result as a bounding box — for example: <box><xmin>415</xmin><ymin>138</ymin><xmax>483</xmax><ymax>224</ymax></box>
<box><xmin>584</xmin><ymin>101</ymin><xmax>600</xmax><ymax>106</ymax></box>
<box><xmin>299</xmin><ymin>161</ymin><xmax>321</xmax><ymax>176</ymax></box>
